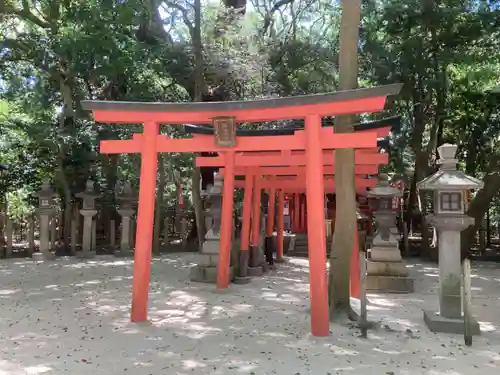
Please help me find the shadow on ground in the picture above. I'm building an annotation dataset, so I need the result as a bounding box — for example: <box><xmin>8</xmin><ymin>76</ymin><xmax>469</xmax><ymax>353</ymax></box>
<box><xmin>0</xmin><ymin>255</ymin><xmax>499</xmax><ymax>374</ymax></box>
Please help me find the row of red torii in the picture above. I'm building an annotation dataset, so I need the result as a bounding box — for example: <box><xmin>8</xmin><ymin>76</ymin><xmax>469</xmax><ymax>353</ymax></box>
<box><xmin>82</xmin><ymin>83</ymin><xmax>402</xmax><ymax>337</ymax></box>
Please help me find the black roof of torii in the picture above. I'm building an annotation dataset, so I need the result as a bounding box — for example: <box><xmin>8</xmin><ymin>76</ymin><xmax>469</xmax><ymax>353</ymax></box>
<box><xmin>183</xmin><ymin>116</ymin><xmax>400</xmax><ymax>149</ymax></box>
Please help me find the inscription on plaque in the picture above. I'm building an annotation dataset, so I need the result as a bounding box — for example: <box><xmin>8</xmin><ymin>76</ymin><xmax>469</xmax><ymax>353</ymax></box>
<box><xmin>212</xmin><ymin>117</ymin><xmax>236</xmax><ymax>147</ymax></box>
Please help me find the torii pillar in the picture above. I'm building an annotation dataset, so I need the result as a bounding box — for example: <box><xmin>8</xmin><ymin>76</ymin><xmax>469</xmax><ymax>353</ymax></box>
<box><xmin>235</xmin><ymin>171</ymin><xmax>253</xmax><ymax>284</ymax></box>
<box><xmin>304</xmin><ymin>115</ymin><xmax>329</xmax><ymax>336</ymax></box>
<box><xmin>276</xmin><ymin>189</ymin><xmax>285</xmax><ymax>262</ymax></box>
<box><xmin>265</xmin><ymin>186</ymin><xmax>276</xmax><ymax>266</ymax></box>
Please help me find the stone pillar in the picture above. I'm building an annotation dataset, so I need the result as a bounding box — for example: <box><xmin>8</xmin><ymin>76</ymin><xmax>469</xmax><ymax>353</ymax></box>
<box><xmin>130</xmin><ymin>218</ymin><xmax>136</xmax><ymax>247</ymax></box>
<box><xmin>366</xmin><ymin>174</ymin><xmax>414</xmax><ymax>293</ymax></box>
<box><xmin>33</xmin><ymin>181</ymin><xmax>57</xmax><ymax>261</ymax></box>
<box><xmin>91</xmin><ymin>220</ymin><xmax>97</xmax><ymax>251</ymax></box>
<box><xmin>117</xmin><ymin>213</ymin><xmax>134</xmax><ymax>256</ymax></box>
<box><xmin>115</xmin><ymin>182</ymin><xmax>136</xmax><ymax>257</ymax></box>
<box><xmin>76</xmin><ymin>180</ymin><xmax>101</xmax><ymax>259</ymax></box>
<box><xmin>80</xmin><ymin>211</ymin><xmax>96</xmax><ymax>258</ymax></box>
<box><xmin>190</xmin><ymin>173</ymin><xmax>234</xmax><ymax>283</ymax></box>
<box><xmin>418</xmin><ymin>143</ymin><xmax>484</xmax><ymax>335</ymax></box>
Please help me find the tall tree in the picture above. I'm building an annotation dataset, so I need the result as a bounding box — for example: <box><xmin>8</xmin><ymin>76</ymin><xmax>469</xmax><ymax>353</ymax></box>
<box><xmin>329</xmin><ymin>0</ymin><xmax>361</xmax><ymax>320</ymax></box>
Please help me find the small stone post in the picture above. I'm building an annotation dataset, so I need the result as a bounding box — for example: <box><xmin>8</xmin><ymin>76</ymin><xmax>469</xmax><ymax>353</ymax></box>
<box><xmin>91</xmin><ymin>220</ymin><xmax>97</xmax><ymax>250</ymax></box>
<box><xmin>33</xmin><ymin>181</ymin><xmax>57</xmax><ymax>261</ymax></box>
<box><xmin>366</xmin><ymin>174</ymin><xmax>414</xmax><ymax>292</ymax></box>
<box><xmin>418</xmin><ymin>143</ymin><xmax>483</xmax><ymax>335</ymax></box>
<box><xmin>115</xmin><ymin>182</ymin><xmax>136</xmax><ymax>257</ymax></box>
<box><xmin>130</xmin><ymin>219</ymin><xmax>136</xmax><ymax>247</ymax></box>
<box><xmin>76</xmin><ymin>180</ymin><xmax>101</xmax><ymax>259</ymax></box>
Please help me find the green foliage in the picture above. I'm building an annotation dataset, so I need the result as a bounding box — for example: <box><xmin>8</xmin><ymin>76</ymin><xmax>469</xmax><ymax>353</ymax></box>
<box><xmin>0</xmin><ymin>0</ymin><xmax>500</xmax><ymax>218</ymax></box>
<box><xmin>6</xmin><ymin>188</ymin><xmax>35</xmax><ymax>219</ymax></box>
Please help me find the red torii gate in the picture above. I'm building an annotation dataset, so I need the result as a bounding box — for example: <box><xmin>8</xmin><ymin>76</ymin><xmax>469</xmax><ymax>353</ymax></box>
<box><xmin>218</xmin><ymin>170</ymin><xmax>375</xmax><ymax>296</ymax></box>
<box><xmin>200</xmin><ymin>144</ymin><xmax>384</xmax><ymax>287</ymax></box>
<box><xmin>82</xmin><ymin>83</ymin><xmax>402</xmax><ymax>337</ymax></box>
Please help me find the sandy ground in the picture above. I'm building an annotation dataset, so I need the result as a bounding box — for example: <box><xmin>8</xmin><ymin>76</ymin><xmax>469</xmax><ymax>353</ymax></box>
<box><xmin>0</xmin><ymin>254</ymin><xmax>499</xmax><ymax>375</ymax></box>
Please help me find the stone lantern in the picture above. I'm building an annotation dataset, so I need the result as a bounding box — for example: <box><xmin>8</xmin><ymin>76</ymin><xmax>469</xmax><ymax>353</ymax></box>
<box><xmin>418</xmin><ymin>143</ymin><xmax>483</xmax><ymax>334</ymax></box>
<box><xmin>190</xmin><ymin>173</ymin><xmax>234</xmax><ymax>283</ymax></box>
<box><xmin>366</xmin><ymin>173</ymin><xmax>414</xmax><ymax>293</ymax></box>
<box><xmin>115</xmin><ymin>182</ymin><xmax>136</xmax><ymax>257</ymax></box>
<box><xmin>76</xmin><ymin>180</ymin><xmax>101</xmax><ymax>258</ymax></box>
<box><xmin>33</xmin><ymin>180</ymin><xmax>57</xmax><ymax>261</ymax></box>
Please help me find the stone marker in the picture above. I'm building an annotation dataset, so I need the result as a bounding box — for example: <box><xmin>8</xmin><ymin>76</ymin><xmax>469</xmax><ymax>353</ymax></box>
<box><xmin>418</xmin><ymin>143</ymin><xmax>483</xmax><ymax>335</ymax></box>
<box><xmin>463</xmin><ymin>258</ymin><xmax>473</xmax><ymax>345</ymax></box>
<box><xmin>366</xmin><ymin>173</ymin><xmax>414</xmax><ymax>293</ymax></box>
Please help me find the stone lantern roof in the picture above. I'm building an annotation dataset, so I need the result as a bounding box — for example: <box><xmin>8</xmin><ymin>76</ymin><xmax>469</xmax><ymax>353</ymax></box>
<box><xmin>34</xmin><ymin>180</ymin><xmax>57</xmax><ymax>199</ymax></box>
<box><xmin>76</xmin><ymin>180</ymin><xmax>102</xmax><ymax>199</ymax></box>
<box><xmin>116</xmin><ymin>181</ymin><xmax>136</xmax><ymax>202</ymax></box>
<box><xmin>367</xmin><ymin>173</ymin><xmax>402</xmax><ymax>197</ymax></box>
<box><xmin>418</xmin><ymin>144</ymin><xmax>484</xmax><ymax>191</ymax></box>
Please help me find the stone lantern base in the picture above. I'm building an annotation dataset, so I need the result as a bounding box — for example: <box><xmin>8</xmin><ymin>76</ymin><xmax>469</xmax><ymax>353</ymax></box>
<box><xmin>189</xmin><ymin>255</ymin><xmax>235</xmax><ymax>283</ymax></box>
<box><xmin>366</xmin><ymin>234</ymin><xmax>414</xmax><ymax>293</ymax></box>
<box><xmin>189</xmin><ymin>231</ymin><xmax>235</xmax><ymax>283</ymax></box>
<box><xmin>423</xmin><ymin>310</ymin><xmax>481</xmax><ymax>335</ymax></box>
<box><xmin>366</xmin><ymin>274</ymin><xmax>414</xmax><ymax>293</ymax></box>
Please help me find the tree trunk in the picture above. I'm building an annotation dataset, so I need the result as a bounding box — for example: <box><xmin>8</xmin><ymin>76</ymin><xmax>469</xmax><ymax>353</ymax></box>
<box><xmin>328</xmin><ymin>0</ymin><xmax>361</xmax><ymax>321</ymax></box>
<box><xmin>100</xmin><ymin>154</ymin><xmax>118</xmax><ymax>246</ymax></box>
<box><xmin>461</xmin><ymin>170</ymin><xmax>500</xmax><ymax>258</ymax></box>
<box><xmin>57</xmin><ymin>78</ymin><xmax>75</xmax><ymax>255</ymax></box>
<box><xmin>191</xmin><ymin>0</ymin><xmax>206</xmax><ymax>250</ymax></box>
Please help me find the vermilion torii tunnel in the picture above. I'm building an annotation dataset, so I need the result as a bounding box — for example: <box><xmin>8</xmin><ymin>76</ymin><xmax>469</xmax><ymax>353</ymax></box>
<box><xmin>81</xmin><ymin>83</ymin><xmax>402</xmax><ymax>337</ymax></box>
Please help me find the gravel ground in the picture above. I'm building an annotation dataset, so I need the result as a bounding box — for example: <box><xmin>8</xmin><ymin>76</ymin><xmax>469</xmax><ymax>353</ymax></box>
<box><xmin>0</xmin><ymin>254</ymin><xmax>499</xmax><ymax>375</ymax></box>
